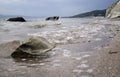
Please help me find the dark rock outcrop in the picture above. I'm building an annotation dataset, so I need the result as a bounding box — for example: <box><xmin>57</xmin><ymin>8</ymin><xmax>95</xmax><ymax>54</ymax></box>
<box><xmin>106</xmin><ymin>0</ymin><xmax>120</xmax><ymax>18</ymax></box>
<box><xmin>7</xmin><ymin>17</ymin><xmax>26</xmax><ymax>22</ymax></box>
<box><xmin>46</xmin><ymin>16</ymin><xmax>59</xmax><ymax>21</ymax></box>
<box><xmin>11</xmin><ymin>37</ymin><xmax>55</xmax><ymax>58</ymax></box>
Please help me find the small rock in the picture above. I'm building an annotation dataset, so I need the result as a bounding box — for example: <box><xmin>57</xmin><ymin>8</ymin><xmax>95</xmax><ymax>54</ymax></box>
<box><xmin>88</xmin><ymin>40</ymin><xmax>91</xmax><ymax>42</ymax></box>
<box><xmin>109</xmin><ymin>51</ymin><xmax>118</xmax><ymax>54</ymax></box>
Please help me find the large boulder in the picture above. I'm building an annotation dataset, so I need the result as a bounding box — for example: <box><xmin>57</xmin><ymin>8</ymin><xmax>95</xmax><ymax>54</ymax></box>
<box><xmin>7</xmin><ymin>17</ymin><xmax>26</xmax><ymax>22</ymax></box>
<box><xmin>11</xmin><ymin>37</ymin><xmax>55</xmax><ymax>58</ymax></box>
<box><xmin>46</xmin><ymin>16</ymin><xmax>59</xmax><ymax>21</ymax></box>
<box><xmin>106</xmin><ymin>0</ymin><xmax>120</xmax><ymax>18</ymax></box>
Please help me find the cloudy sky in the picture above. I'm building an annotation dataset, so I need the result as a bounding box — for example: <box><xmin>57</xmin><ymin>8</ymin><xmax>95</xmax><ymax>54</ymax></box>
<box><xmin>0</xmin><ymin>0</ymin><xmax>117</xmax><ymax>17</ymax></box>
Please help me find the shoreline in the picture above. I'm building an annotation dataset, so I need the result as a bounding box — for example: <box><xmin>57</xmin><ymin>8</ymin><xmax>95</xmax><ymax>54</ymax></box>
<box><xmin>94</xmin><ymin>33</ymin><xmax>120</xmax><ymax>77</ymax></box>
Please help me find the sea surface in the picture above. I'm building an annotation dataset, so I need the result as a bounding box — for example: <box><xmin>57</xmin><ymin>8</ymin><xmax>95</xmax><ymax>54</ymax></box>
<box><xmin>0</xmin><ymin>17</ymin><xmax>107</xmax><ymax>44</ymax></box>
<box><xmin>0</xmin><ymin>17</ymin><xmax>120</xmax><ymax>77</ymax></box>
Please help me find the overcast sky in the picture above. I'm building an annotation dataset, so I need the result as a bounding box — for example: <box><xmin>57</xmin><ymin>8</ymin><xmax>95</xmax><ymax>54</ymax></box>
<box><xmin>0</xmin><ymin>0</ymin><xmax>117</xmax><ymax>17</ymax></box>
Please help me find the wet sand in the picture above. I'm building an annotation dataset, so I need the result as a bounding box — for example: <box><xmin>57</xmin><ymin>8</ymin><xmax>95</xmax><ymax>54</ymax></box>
<box><xmin>94</xmin><ymin>33</ymin><xmax>120</xmax><ymax>77</ymax></box>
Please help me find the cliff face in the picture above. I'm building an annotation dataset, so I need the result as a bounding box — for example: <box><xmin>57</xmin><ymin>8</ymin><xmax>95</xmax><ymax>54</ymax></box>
<box><xmin>106</xmin><ymin>0</ymin><xmax>120</xmax><ymax>18</ymax></box>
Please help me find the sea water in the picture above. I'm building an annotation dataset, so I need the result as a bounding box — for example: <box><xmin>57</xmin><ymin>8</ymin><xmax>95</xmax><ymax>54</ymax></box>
<box><xmin>0</xmin><ymin>17</ymin><xmax>107</xmax><ymax>44</ymax></box>
<box><xmin>0</xmin><ymin>17</ymin><xmax>120</xmax><ymax>77</ymax></box>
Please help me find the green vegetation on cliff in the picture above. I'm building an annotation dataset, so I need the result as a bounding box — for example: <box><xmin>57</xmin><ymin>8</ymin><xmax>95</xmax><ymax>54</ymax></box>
<box><xmin>68</xmin><ymin>9</ymin><xmax>106</xmax><ymax>18</ymax></box>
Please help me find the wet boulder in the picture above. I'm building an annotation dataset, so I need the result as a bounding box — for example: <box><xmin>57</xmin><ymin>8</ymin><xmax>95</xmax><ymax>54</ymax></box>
<box><xmin>7</xmin><ymin>17</ymin><xmax>26</xmax><ymax>22</ymax></box>
<box><xmin>46</xmin><ymin>16</ymin><xmax>59</xmax><ymax>21</ymax></box>
<box><xmin>11</xmin><ymin>37</ymin><xmax>55</xmax><ymax>58</ymax></box>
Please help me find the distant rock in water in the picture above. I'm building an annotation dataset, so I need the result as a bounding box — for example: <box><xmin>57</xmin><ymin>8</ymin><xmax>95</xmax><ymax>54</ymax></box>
<box><xmin>106</xmin><ymin>0</ymin><xmax>120</xmax><ymax>18</ymax></box>
<box><xmin>46</xmin><ymin>16</ymin><xmax>59</xmax><ymax>21</ymax></box>
<box><xmin>68</xmin><ymin>9</ymin><xmax>106</xmax><ymax>18</ymax></box>
<box><xmin>11</xmin><ymin>37</ymin><xmax>55</xmax><ymax>58</ymax></box>
<box><xmin>7</xmin><ymin>17</ymin><xmax>26</xmax><ymax>22</ymax></box>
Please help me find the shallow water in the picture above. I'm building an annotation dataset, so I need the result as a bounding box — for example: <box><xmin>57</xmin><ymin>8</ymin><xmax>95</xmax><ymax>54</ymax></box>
<box><xmin>0</xmin><ymin>18</ymin><xmax>106</xmax><ymax>43</ymax></box>
<box><xmin>0</xmin><ymin>17</ymin><xmax>120</xmax><ymax>77</ymax></box>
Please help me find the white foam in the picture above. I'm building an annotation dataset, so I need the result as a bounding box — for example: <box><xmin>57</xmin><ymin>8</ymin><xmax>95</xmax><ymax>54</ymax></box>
<box><xmin>81</xmin><ymin>60</ymin><xmax>88</xmax><ymax>64</ymax></box>
<box><xmin>53</xmin><ymin>63</ymin><xmax>61</xmax><ymax>67</ymax></box>
<box><xmin>63</xmin><ymin>52</ymin><xmax>71</xmax><ymax>57</ymax></box>
<box><xmin>21</xmin><ymin>58</ymin><xmax>26</xmax><ymax>61</ymax></box>
<box><xmin>8</xmin><ymin>68</ymin><xmax>16</xmax><ymax>71</ymax></box>
<box><xmin>82</xmin><ymin>55</ymin><xmax>90</xmax><ymax>58</ymax></box>
<box><xmin>51</xmin><ymin>52</ymin><xmax>56</xmax><ymax>56</ymax></box>
<box><xmin>52</xmin><ymin>47</ymin><xmax>62</xmax><ymax>51</ymax></box>
<box><xmin>73</xmin><ymin>69</ymin><xmax>84</xmax><ymax>73</ymax></box>
<box><xmin>75</xmin><ymin>57</ymin><xmax>82</xmax><ymax>60</ymax></box>
<box><xmin>39</xmin><ymin>63</ymin><xmax>45</xmax><ymax>66</ymax></box>
<box><xmin>94</xmin><ymin>38</ymin><xmax>102</xmax><ymax>41</ymax></box>
<box><xmin>30</xmin><ymin>64</ymin><xmax>39</xmax><ymax>66</ymax></box>
<box><xmin>65</xmin><ymin>36</ymin><xmax>73</xmax><ymax>40</ymax></box>
<box><xmin>77</xmin><ymin>64</ymin><xmax>89</xmax><ymax>68</ymax></box>
<box><xmin>87</xmin><ymin>69</ymin><xmax>93</xmax><ymax>73</ymax></box>
<box><xmin>28</xmin><ymin>22</ymin><xmax>105</xmax><ymax>44</ymax></box>
<box><xmin>63</xmin><ymin>49</ymin><xmax>71</xmax><ymax>57</ymax></box>
<box><xmin>80</xmin><ymin>76</ymin><xmax>90</xmax><ymax>77</ymax></box>
<box><xmin>52</xmin><ymin>60</ymin><xmax>61</xmax><ymax>63</ymax></box>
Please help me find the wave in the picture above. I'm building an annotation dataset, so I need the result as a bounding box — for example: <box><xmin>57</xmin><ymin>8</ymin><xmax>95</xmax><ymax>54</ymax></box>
<box><xmin>28</xmin><ymin>23</ymin><xmax>105</xmax><ymax>45</ymax></box>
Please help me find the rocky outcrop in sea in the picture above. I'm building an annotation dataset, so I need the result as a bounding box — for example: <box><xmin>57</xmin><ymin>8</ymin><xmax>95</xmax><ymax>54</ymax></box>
<box><xmin>7</xmin><ymin>17</ymin><xmax>26</xmax><ymax>22</ymax></box>
<box><xmin>46</xmin><ymin>16</ymin><xmax>59</xmax><ymax>21</ymax></box>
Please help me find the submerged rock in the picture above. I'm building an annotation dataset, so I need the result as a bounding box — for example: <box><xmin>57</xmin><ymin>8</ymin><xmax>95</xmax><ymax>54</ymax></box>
<box><xmin>106</xmin><ymin>0</ymin><xmax>120</xmax><ymax>18</ymax></box>
<box><xmin>7</xmin><ymin>17</ymin><xmax>26</xmax><ymax>22</ymax></box>
<box><xmin>11</xmin><ymin>37</ymin><xmax>55</xmax><ymax>58</ymax></box>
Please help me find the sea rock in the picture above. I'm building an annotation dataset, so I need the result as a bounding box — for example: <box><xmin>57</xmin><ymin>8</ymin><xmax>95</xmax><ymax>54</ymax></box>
<box><xmin>11</xmin><ymin>37</ymin><xmax>55</xmax><ymax>58</ymax></box>
<box><xmin>46</xmin><ymin>16</ymin><xmax>59</xmax><ymax>21</ymax></box>
<box><xmin>7</xmin><ymin>17</ymin><xmax>26</xmax><ymax>22</ymax></box>
<box><xmin>106</xmin><ymin>0</ymin><xmax>120</xmax><ymax>18</ymax></box>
